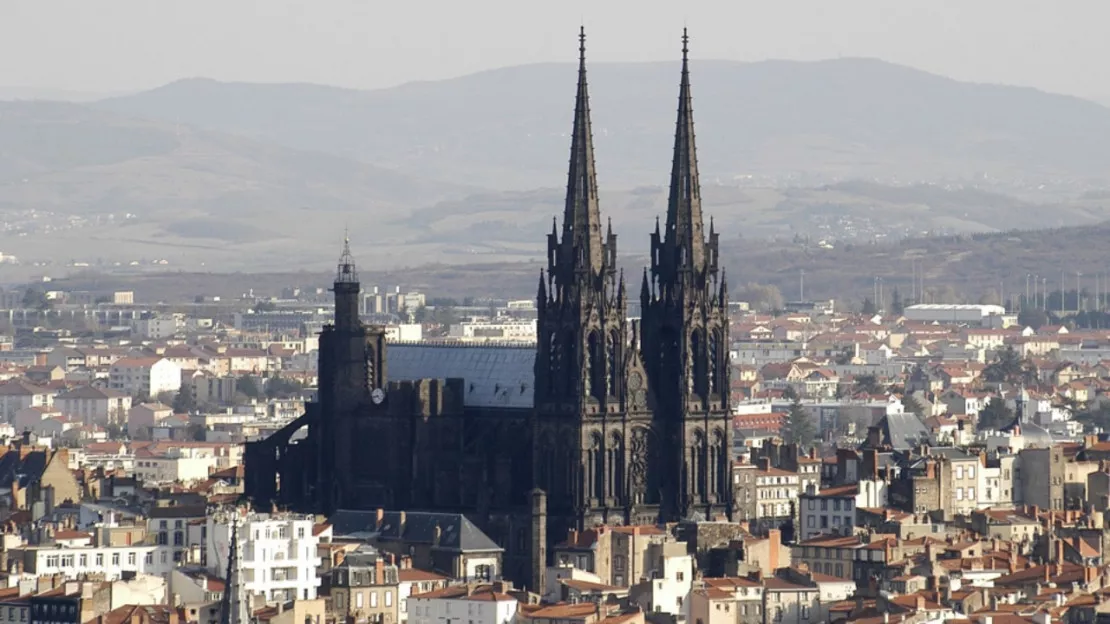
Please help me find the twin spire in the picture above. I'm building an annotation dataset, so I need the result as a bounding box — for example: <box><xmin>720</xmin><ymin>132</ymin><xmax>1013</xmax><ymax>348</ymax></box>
<box><xmin>551</xmin><ymin>27</ymin><xmax>707</xmax><ymax>293</ymax></box>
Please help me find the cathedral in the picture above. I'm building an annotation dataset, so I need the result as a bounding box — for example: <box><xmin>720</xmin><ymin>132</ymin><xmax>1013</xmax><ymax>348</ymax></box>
<box><xmin>244</xmin><ymin>28</ymin><xmax>733</xmax><ymax>588</ymax></box>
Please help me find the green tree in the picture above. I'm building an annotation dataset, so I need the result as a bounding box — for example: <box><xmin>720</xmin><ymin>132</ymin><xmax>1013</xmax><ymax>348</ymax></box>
<box><xmin>172</xmin><ymin>384</ymin><xmax>197</xmax><ymax>414</ymax></box>
<box><xmin>22</xmin><ymin>288</ymin><xmax>50</xmax><ymax>311</ymax></box>
<box><xmin>236</xmin><ymin>375</ymin><xmax>263</xmax><ymax>400</ymax></box>
<box><xmin>890</xmin><ymin>288</ymin><xmax>904</xmax><ymax>315</ymax></box>
<box><xmin>266</xmin><ymin>376</ymin><xmax>304</xmax><ymax>399</ymax></box>
<box><xmin>854</xmin><ymin>375</ymin><xmax>884</xmax><ymax>395</ymax></box>
<box><xmin>254</xmin><ymin>300</ymin><xmax>277</xmax><ymax>312</ymax></box>
<box><xmin>784</xmin><ymin>397</ymin><xmax>815</xmax><ymax>447</ymax></box>
<box><xmin>861</xmin><ymin>297</ymin><xmax>877</xmax><ymax>315</ymax></box>
<box><xmin>902</xmin><ymin>394</ymin><xmax>927</xmax><ymax>418</ymax></box>
<box><xmin>1018</xmin><ymin>308</ymin><xmax>1049</xmax><ymax>330</ymax></box>
<box><xmin>977</xmin><ymin>397</ymin><xmax>1014</xmax><ymax>431</ymax></box>
<box><xmin>782</xmin><ymin>385</ymin><xmax>798</xmax><ymax>401</ymax></box>
<box><xmin>983</xmin><ymin>346</ymin><xmax>1033</xmax><ymax>385</ymax></box>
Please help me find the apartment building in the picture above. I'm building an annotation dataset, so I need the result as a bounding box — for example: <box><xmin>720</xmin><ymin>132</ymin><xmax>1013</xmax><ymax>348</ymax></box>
<box><xmin>207</xmin><ymin>512</ymin><xmax>320</xmax><ymax>605</ymax></box>
<box><xmin>109</xmin><ymin>357</ymin><xmax>181</xmax><ymax>398</ymax></box>
<box><xmin>54</xmin><ymin>386</ymin><xmax>131</xmax><ymax>426</ymax></box>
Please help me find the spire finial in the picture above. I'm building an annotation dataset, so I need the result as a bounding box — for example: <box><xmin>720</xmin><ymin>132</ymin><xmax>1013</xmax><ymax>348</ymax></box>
<box><xmin>579</xmin><ymin>26</ymin><xmax>586</xmax><ymax>67</ymax></box>
<box><xmin>682</xmin><ymin>27</ymin><xmax>689</xmax><ymax>63</ymax></box>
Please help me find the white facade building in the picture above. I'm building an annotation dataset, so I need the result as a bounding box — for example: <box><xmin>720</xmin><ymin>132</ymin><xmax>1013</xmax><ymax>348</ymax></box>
<box><xmin>23</xmin><ymin>544</ymin><xmax>176</xmax><ymax>580</ymax></box>
<box><xmin>109</xmin><ymin>357</ymin><xmax>182</xmax><ymax>398</ymax></box>
<box><xmin>207</xmin><ymin>512</ymin><xmax>321</xmax><ymax>605</ymax></box>
<box><xmin>408</xmin><ymin>586</ymin><xmax>517</xmax><ymax>624</ymax></box>
<box><xmin>447</xmin><ymin>320</ymin><xmax>537</xmax><ymax>342</ymax></box>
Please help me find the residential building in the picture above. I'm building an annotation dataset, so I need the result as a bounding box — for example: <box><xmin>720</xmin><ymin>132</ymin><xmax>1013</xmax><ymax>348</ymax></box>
<box><xmin>55</xmin><ymin>386</ymin><xmax>131</xmax><ymax>426</ymax></box>
<box><xmin>0</xmin><ymin>381</ymin><xmax>53</xmax><ymax>421</ymax></box>
<box><xmin>408</xmin><ymin>583</ymin><xmax>517</xmax><ymax>624</ymax></box>
<box><xmin>128</xmin><ymin>403</ymin><xmax>173</xmax><ymax>438</ymax></box>
<box><xmin>328</xmin><ymin>545</ymin><xmax>400</xmax><ymax>624</ymax></box>
<box><xmin>206</xmin><ymin>512</ymin><xmax>321</xmax><ymax>605</ymax></box>
<box><xmin>109</xmin><ymin>357</ymin><xmax>182</xmax><ymax>398</ymax></box>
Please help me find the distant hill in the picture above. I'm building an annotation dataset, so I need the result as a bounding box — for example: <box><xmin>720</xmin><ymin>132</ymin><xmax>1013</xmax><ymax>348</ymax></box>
<box><xmin>46</xmin><ymin>220</ymin><xmax>1110</xmax><ymax>306</ymax></box>
<box><xmin>97</xmin><ymin>58</ymin><xmax>1110</xmax><ymax>189</ymax></box>
<box><xmin>0</xmin><ymin>100</ymin><xmax>474</xmax><ymax>271</ymax></box>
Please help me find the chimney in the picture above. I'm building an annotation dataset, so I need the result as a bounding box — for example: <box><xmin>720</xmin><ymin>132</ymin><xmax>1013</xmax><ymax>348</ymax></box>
<box><xmin>433</xmin><ymin>525</ymin><xmax>441</xmax><ymax>547</ymax></box>
<box><xmin>758</xmin><ymin>457</ymin><xmax>772</xmax><ymax>472</ymax></box>
<box><xmin>375</xmin><ymin>508</ymin><xmax>384</xmax><ymax>530</ymax></box>
<box><xmin>568</xmin><ymin>529</ymin><xmax>579</xmax><ymax>546</ymax></box>
<box><xmin>808</xmin><ymin>447</ymin><xmax>817</xmax><ymax>460</ymax></box>
<box><xmin>398</xmin><ymin>511</ymin><xmax>407</xmax><ymax>535</ymax></box>
<box><xmin>130</xmin><ymin>612</ymin><xmax>142</xmax><ymax>624</ymax></box>
<box><xmin>915</xmin><ymin>595</ymin><xmax>925</xmax><ymax>611</ymax></box>
<box><xmin>925</xmin><ymin>460</ymin><xmax>936</xmax><ymax>479</ymax></box>
<box><xmin>375</xmin><ymin>555</ymin><xmax>385</xmax><ymax>584</ymax></box>
<box><xmin>768</xmin><ymin>530</ymin><xmax>781</xmax><ymax>572</ymax></box>
<box><xmin>925</xmin><ymin>542</ymin><xmax>937</xmax><ymax>563</ymax></box>
<box><xmin>169</xmin><ymin>610</ymin><xmax>179</xmax><ymax>624</ymax></box>
<box><xmin>866</xmin><ymin>449</ymin><xmax>879</xmax><ymax>480</ymax></box>
<box><xmin>1055</xmin><ymin>539</ymin><xmax>1065</xmax><ymax>564</ymax></box>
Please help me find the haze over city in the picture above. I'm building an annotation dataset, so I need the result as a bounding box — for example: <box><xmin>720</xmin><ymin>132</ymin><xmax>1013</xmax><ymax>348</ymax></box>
<box><xmin>0</xmin><ymin>8</ymin><xmax>1108</xmax><ymax>624</ymax></box>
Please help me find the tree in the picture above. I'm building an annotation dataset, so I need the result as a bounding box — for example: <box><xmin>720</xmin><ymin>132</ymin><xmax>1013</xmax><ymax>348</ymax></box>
<box><xmin>254</xmin><ymin>300</ymin><xmax>277</xmax><ymax>312</ymax></box>
<box><xmin>861</xmin><ymin>297</ymin><xmax>877</xmax><ymax>315</ymax></box>
<box><xmin>902</xmin><ymin>394</ymin><xmax>927</xmax><ymax>418</ymax></box>
<box><xmin>22</xmin><ymin>288</ymin><xmax>50</xmax><ymax>311</ymax></box>
<box><xmin>854</xmin><ymin>375</ymin><xmax>884</xmax><ymax>395</ymax></box>
<box><xmin>266</xmin><ymin>376</ymin><xmax>304</xmax><ymax>399</ymax></box>
<box><xmin>735</xmin><ymin>283</ymin><xmax>784</xmax><ymax>312</ymax></box>
<box><xmin>983</xmin><ymin>346</ymin><xmax>1032</xmax><ymax>385</ymax></box>
<box><xmin>1018</xmin><ymin>308</ymin><xmax>1049</xmax><ymax>330</ymax></box>
<box><xmin>236</xmin><ymin>376</ymin><xmax>263</xmax><ymax>400</ymax></box>
<box><xmin>782</xmin><ymin>385</ymin><xmax>798</xmax><ymax>401</ymax></box>
<box><xmin>890</xmin><ymin>288</ymin><xmax>904</xmax><ymax>315</ymax></box>
<box><xmin>977</xmin><ymin>397</ymin><xmax>1014</xmax><ymax>431</ymax></box>
<box><xmin>784</xmin><ymin>397</ymin><xmax>815</xmax><ymax>447</ymax></box>
<box><xmin>172</xmin><ymin>384</ymin><xmax>197</xmax><ymax>414</ymax></box>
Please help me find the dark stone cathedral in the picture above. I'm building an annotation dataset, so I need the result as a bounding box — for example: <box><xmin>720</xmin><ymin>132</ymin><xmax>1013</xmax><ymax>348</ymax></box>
<box><xmin>244</xmin><ymin>28</ymin><xmax>733</xmax><ymax>589</ymax></box>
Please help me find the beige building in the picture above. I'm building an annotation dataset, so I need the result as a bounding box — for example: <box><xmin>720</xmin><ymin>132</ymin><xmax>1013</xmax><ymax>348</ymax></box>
<box><xmin>552</xmin><ymin>525</ymin><xmax>670</xmax><ymax>588</ymax></box>
<box><xmin>329</xmin><ymin>546</ymin><xmax>400</xmax><ymax>624</ymax></box>
<box><xmin>732</xmin><ymin>462</ymin><xmax>801</xmax><ymax>532</ymax></box>
<box><xmin>55</xmin><ymin>386</ymin><xmax>132</xmax><ymax>425</ymax></box>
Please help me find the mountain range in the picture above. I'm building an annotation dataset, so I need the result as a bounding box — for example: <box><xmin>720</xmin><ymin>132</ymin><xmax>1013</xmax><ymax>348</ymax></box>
<box><xmin>3</xmin><ymin>58</ymin><xmax>1110</xmax><ymax>276</ymax></box>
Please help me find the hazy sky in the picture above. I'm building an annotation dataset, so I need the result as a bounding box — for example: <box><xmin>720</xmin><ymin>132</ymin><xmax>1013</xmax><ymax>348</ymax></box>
<box><xmin>5</xmin><ymin>0</ymin><xmax>1110</xmax><ymax>100</ymax></box>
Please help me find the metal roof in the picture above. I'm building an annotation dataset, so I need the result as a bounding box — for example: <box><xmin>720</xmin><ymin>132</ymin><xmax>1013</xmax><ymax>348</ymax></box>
<box><xmin>387</xmin><ymin>344</ymin><xmax>535</xmax><ymax>409</ymax></box>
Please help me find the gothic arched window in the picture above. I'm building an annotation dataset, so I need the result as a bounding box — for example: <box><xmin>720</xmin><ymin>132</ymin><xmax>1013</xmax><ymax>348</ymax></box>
<box><xmin>607</xmin><ymin>330</ymin><xmax>620</xmax><ymax>396</ymax></box>
<box><xmin>709</xmin><ymin>329</ymin><xmax>722</xmax><ymax>395</ymax></box>
<box><xmin>608</xmin><ymin>432</ymin><xmax>624</xmax><ymax>502</ymax></box>
<box><xmin>693</xmin><ymin>429</ymin><xmax>707</xmax><ymax>500</ymax></box>
<box><xmin>691</xmin><ymin>329</ymin><xmax>707</xmax><ymax>396</ymax></box>
<box><xmin>588</xmin><ymin>331</ymin><xmax>603</xmax><ymax>400</ymax></box>
<box><xmin>564</xmin><ymin>329</ymin><xmax>578</xmax><ymax>396</ymax></box>
<box><xmin>589</xmin><ymin>433</ymin><xmax>604</xmax><ymax>501</ymax></box>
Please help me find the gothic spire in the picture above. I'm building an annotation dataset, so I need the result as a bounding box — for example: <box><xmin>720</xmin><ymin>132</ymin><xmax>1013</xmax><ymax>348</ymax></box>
<box><xmin>558</xmin><ymin>26</ymin><xmax>605</xmax><ymax>279</ymax></box>
<box><xmin>664</xmin><ymin>28</ymin><xmax>706</xmax><ymax>273</ymax></box>
<box><xmin>336</xmin><ymin>228</ymin><xmax>358</xmax><ymax>284</ymax></box>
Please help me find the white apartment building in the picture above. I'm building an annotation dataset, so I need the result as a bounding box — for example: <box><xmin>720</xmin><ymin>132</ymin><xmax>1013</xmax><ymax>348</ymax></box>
<box><xmin>132</xmin><ymin>316</ymin><xmax>184</xmax><ymax>340</ymax></box>
<box><xmin>55</xmin><ymin>386</ymin><xmax>132</xmax><ymax>426</ymax></box>
<box><xmin>644</xmin><ymin>542</ymin><xmax>693</xmax><ymax>622</ymax></box>
<box><xmin>408</xmin><ymin>585</ymin><xmax>517</xmax><ymax>624</ymax></box>
<box><xmin>22</xmin><ymin>543</ymin><xmax>176</xmax><ymax>580</ymax></box>
<box><xmin>207</xmin><ymin>512</ymin><xmax>321</xmax><ymax>605</ymax></box>
<box><xmin>109</xmin><ymin>357</ymin><xmax>182</xmax><ymax>398</ymax></box>
<box><xmin>134</xmin><ymin>446</ymin><xmax>224</xmax><ymax>485</ymax></box>
<box><xmin>448</xmin><ymin>320</ymin><xmax>537</xmax><ymax>342</ymax></box>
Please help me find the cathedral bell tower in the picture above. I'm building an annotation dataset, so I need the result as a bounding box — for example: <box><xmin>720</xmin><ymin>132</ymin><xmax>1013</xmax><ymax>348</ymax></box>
<box><xmin>534</xmin><ymin>28</ymin><xmax>632</xmax><ymax>532</ymax></box>
<box><xmin>317</xmin><ymin>233</ymin><xmax>388</xmax><ymax>513</ymax></box>
<box><xmin>640</xmin><ymin>30</ymin><xmax>732</xmax><ymax>522</ymax></box>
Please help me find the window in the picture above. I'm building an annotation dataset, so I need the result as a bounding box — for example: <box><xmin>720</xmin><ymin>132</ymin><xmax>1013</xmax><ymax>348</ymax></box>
<box><xmin>79</xmin><ymin>555</ymin><xmax>87</xmax><ymax>567</ymax></box>
<box><xmin>160</xmin><ymin>520</ymin><xmax>168</xmax><ymax>529</ymax></box>
<box><xmin>967</xmin><ymin>466</ymin><xmax>975</xmax><ymax>479</ymax></box>
<box><xmin>298</xmin><ymin>527</ymin><xmax>306</xmax><ymax>539</ymax></box>
<box><xmin>356</xmin><ymin>593</ymin><xmax>363</xmax><ymax>609</ymax></box>
<box><xmin>370</xmin><ymin>592</ymin><xmax>378</xmax><ymax>608</ymax></box>
<box><xmin>145</xmin><ymin>553</ymin><xmax>153</xmax><ymax>565</ymax></box>
<box><xmin>956</xmin><ymin>467</ymin><xmax>963</xmax><ymax>479</ymax></box>
<box><xmin>677</xmin><ymin>571</ymin><xmax>684</xmax><ymax>582</ymax></box>
<box><xmin>128</xmin><ymin>553</ymin><xmax>136</xmax><ymax>566</ymax></box>
<box><xmin>385</xmin><ymin>592</ymin><xmax>392</xmax><ymax>608</ymax></box>
<box><xmin>96</xmin><ymin>554</ymin><xmax>103</xmax><ymax>566</ymax></box>
<box><xmin>801</xmin><ymin>606</ymin><xmax>810</xmax><ymax>619</ymax></box>
<box><xmin>112</xmin><ymin>553</ymin><xmax>120</xmax><ymax>566</ymax></box>
<box><xmin>46</xmin><ymin>555</ymin><xmax>59</xmax><ymax>567</ymax></box>
<box><xmin>174</xmin><ymin>532</ymin><xmax>184</xmax><ymax>546</ymax></box>
<box><xmin>967</xmin><ymin>487</ymin><xmax>975</xmax><ymax>500</ymax></box>
<box><xmin>61</xmin><ymin>555</ymin><xmax>73</xmax><ymax>567</ymax></box>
